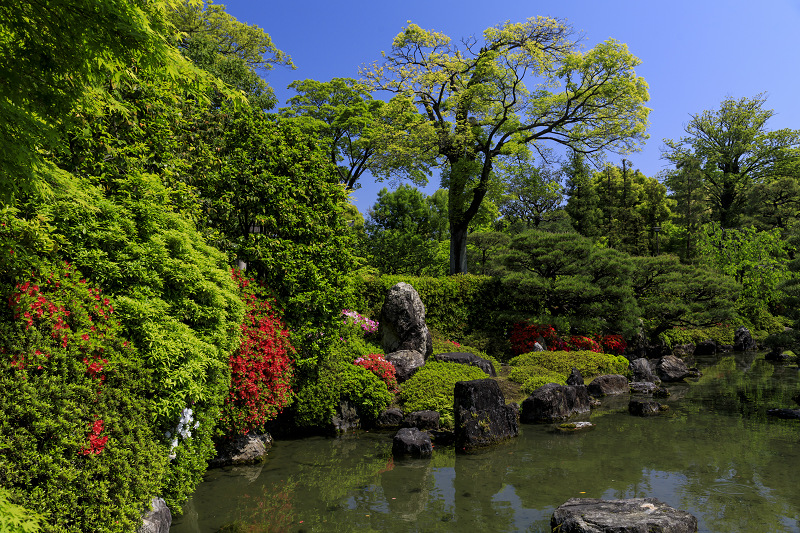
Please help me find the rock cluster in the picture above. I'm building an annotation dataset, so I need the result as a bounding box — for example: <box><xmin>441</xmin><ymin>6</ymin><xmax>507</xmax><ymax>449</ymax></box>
<box><xmin>520</xmin><ymin>383</ymin><xmax>591</xmax><ymax>423</ymax></box>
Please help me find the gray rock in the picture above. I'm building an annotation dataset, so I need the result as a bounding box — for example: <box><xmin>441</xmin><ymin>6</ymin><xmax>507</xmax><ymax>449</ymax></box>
<box><xmin>209</xmin><ymin>433</ymin><xmax>273</xmax><ymax>468</ymax></box>
<box><xmin>557</xmin><ymin>421</ymin><xmax>594</xmax><ymax>432</ymax></box>
<box><xmin>694</xmin><ymin>339</ymin><xmax>717</xmax><ymax>355</ymax></box>
<box><xmin>629</xmin><ymin>358</ymin><xmax>659</xmax><ymax>384</ymax></box>
<box><xmin>454</xmin><ymin>379</ymin><xmax>519</xmax><ymax>451</ymax></box>
<box><xmin>566</xmin><ymin>367</ymin><xmax>584</xmax><ymax>386</ymax></box>
<box><xmin>657</xmin><ymin>355</ymin><xmax>691</xmax><ymax>382</ymax></box>
<box><xmin>672</xmin><ymin>343</ymin><xmax>695</xmax><ymax>358</ymax></box>
<box><xmin>402</xmin><ymin>410</ymin><xmax>440</xmax><ymax>430</ymax></box>
<box><xmin>331</xmin><ymin>400</ymin><xmax>360</xmax><ymax>433</ymax></box>
<box><xmin>520</xmin><ymin>383</ymin><xmax>591</xmax><ymax>423</ymax></box>
<box><xmin>734</xmin><ymin>326</ymin><xmax>758</xmax><ymax>352</ymax></box>
<box><xmin>434</xmin><ymin>352</ymin><xmax>496</xmax><ymax>377</ymax></box>
<box><xmin>380</xmin><ymin>283</ymin><xmax>433</xmax><ymax>358</ymax></box>
<box><xmin>629</xmin><ymin>382</ymin><xmax>670</xmax><ymax>397</ymax></box>
<box><xmin>392</xmin><ymin>427</ymin><xmax>433</xmax><ymax>457</ymax></box>
<box><xmin>551</xmin><ymin>497</ymin><xmax>698</xmax><ymax>533</ymax></box>
<box><xmin>137</xmin><ymin>497</ymin><xmax>171</xmax><ymax>533</ymax></box>
<box><xmin>629</xmin><ymin>399</ymin><xmax>669</xmax><ymax>416</ymax></box>
<box><xmin>385</xmin><ymin>349</ymin><xmax>425</xmax><ymax>383</ymax></box>
<box><xmin>587</xmin><ymin>374</ymin><xmax>629</xmax><ymax>396</ymax></box>
<box><xmin>376</xmin><ymin>408</ymin><xmax>404</xmax><ymax>428</ymax></box>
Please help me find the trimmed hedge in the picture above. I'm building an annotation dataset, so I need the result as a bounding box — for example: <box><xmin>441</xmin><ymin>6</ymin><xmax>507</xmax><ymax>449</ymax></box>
<box><xmin>658</xmin><ymin>325</ymin><xmax>735</xmax><ymax>349</ymax></box>
<box><xmin>509</xmin><ymin>350</ymin><xmax>630</xmax><ymax>380</ymax></box>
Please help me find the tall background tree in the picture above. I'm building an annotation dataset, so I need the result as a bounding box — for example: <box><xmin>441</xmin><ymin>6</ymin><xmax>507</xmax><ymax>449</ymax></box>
<box><xmin>662</xmin><ymin>94</ymin><xmax>800</xmax><ymax>228</ymax></box>
<box><xmin>364</xmin><ymin>18</ymin><xmax>650</xmax><ymax>274</ymax></box>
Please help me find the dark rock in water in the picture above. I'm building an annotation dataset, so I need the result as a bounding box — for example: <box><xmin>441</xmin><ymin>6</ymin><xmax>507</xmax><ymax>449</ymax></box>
<box><xmin>429</xmin><ymin>429</ymin><xmax>455</xmax><ymax>446</ymax></box>
<box><xmin>551</xmin><ymin>498</ymin><xmax>697</xmax><ymax>533</ymax></box>
<box><xmin>392</xmin><ymin>428</ymin><xmax>433</xmax><ymax>457</ymax></box>
<box><xmin>672</xmin><ymin>343</ymin><xmax>695</xmax><ymax>358</ymax></box>
<box><xmin>137</xmin><ymin>497</ymin><xmax>171</xmax><ymax>533</ymax></box>
<box><xmin>694</xmin><ymin>339</ymin><xmax>717</xmax><ymax>355</ymax></box>
<box><xmin>629</xmin><ymin>358</ymin><xmax>659</xmax><ymax>384</ymax></box>
<box><xmin>587</xmin><ymin>374</ymin><xmax>629</xmax><ymax>396</ymax></box>
<box><xmin>454</xmin><ymin>379</ymin><xmax>519</xmax><ymax>451</ymax></box>
<box><xmin>657</xmin><ymin>355</ymin><xmax>691</xmax><ymax>382</ymax></box>
<box><xmin>589</xmin><ymin>396</ymin><xmax>601</xmax><ymax>408</ymax></box>
<box><xmin>653</xmin><ymin>386</ymin><xmax>671</xmax><ymax>398</ymax></box>
<box><xmin>402</xmin><ymin>410</ymin><xmax>440</xmax><ymax>431</ymax></box>
<box><xmin>434</xmin><ymin>352</ymin><xmax>496</xmax><ymax>377</ymax></box>
<box><xmin>377</xmin><ymin>408</ymin><xmax>404</xmax><ymax>428</ymax></box>
<box><xmin>629</xmin><ymin>381</ymin><xmax>657</xmax><ymax>394</ymax></box>
<box><xmin>765</xmin><ymin>348</ymin><xmax>794</xmax><ymax>362</ymax></box>
<box><xmin>734</xmin><ymin>325</ymin><xmax>758</xmax><ymax>352</ymax></box>
<box><xmin>380</xmin><ymin>282</ymin><xmax>433</xmax><ymax>358</ymax></box>
<box><xmin>209</xmin><ymin>433</ymin><xmax>273</xmax><ymax>468</ymax></box>
<box><xmin>557</xmin><ymin>421</ymin><xmax>594</xmax><ymax>432</ymax></box>
<box><xmin>718</xmin><ymin>344</ymin><xmax>733</xmax><ymax>352</ymax></box>
<box><xmin>520</xmin><ymin>383</ymin><xmax>591</xmax><ymax>422</ymax></box>
<box><xmin>566</xmin><ymin>367</ymin><xmax>584</xmax><ymax>386</ymax></box>
<box><xmin>331</xmin><ymin>400</ymin><xmax>360</xmax><ymax>433</ymax></box>
<box><xmin>766</xmin><ymin>408</ymin><xmax>800</xmax><ymax>420</ymax></box>
<box><xmin>629</xmin><ymin>399</ymin><xmax>669</xmax><ymax>416</ymax></box>
<box><xmin>385</xmin><ymin>349</ymin><xmax>425</xmax><ymax>383</ymax></box>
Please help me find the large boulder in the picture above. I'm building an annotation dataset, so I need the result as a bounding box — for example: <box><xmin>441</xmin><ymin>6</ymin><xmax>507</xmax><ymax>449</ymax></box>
<box><xmin>209</xmin><ymin>433</ymin><xmax>273</xmax><ymax>468</ymax></box>
<box><xmin>392</xmin><ymin>428</ymin><xmax>433</xmax><ymax>458</ymax></box>
<box><xmin>454</xmin><ymin>379</ymin><xmax>519</xmax><ymax>451</ymax></box>
<box><xmin>376</xmin><ymin>408</ymin><xmax>404</xmax><ymax>429</ymax></box>
<box><xmin>566</xmin><ymin>367</ymin><xmax>584</xmax><ymax>386</ymax></box>
<box><xmin>402</xmin><ymin>410</ymin><xmax>440</xmax><ymax>431</ymax></box>
<box><xmin>734</xmin><ymin>326</ymin><xmax>758</xmax><ymax>352</ymax></box>
<box><xmin>434</xmin><ymin>352</ymin><xmax>496</xmax><ymax>377</ymax></box>
<box><xmin>520</xmin><ymin>383</ymin><xmax>591</xmax><ymax>423</ymax></box>
<box><xmin>657</xmin><ymin>355</ymin><xmax>691</xmax><ymax>382</ymax></box>
<box><xmin>551</xmin><ymin>498</ymin><xmax>697</xmax><ymax>533</ymax></box>
<box><xmin>137</xmin><ymin>497</ymin><xmax>171</xmax><ymax>533</ymax></box>
<box><xmin>629</xmin><ymin>358</ymin><xmax>659</xmax><ymax>384</ymax></box>
<box><xmin>385</xmin><ymin>349</ymin><xmax>425</xmax><ymax>383</ymax></box>
<box><xmin>380</xmin><ymin>282</ymin><xmax>433</xmax><ymax>358</ymax></box>
<box><xmin>587</xmin><ymin>374</ymin><xmax>629</xmax><ymax>396</ymax></box>
<box><xmin>694</xmin><ymin>339</ymin><xmax>717</xmax><ymax>355</ymax></box>
<box><xmin>331</xmin><ymin>400</ymin><xmax>360</xmax><ymax>433</ymax></box>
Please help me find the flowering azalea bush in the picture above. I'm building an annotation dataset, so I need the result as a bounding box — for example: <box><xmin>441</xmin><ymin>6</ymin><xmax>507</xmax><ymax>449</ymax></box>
<box><xmin>220</xmin><ymin>270</ymin><xmax>294</xmax><ymax>437</ymax></box>
<box><xmin>354</xmin><ymin>353</ymin><xmax>399</xmax><ymax>394</ymax></box>
<box><xmin>0</xmin><ymin>262</ymin><xmax>164</xmax><ymax>533</ymax></box>
<box><xmin>342</xmin><ymin>309</ymin><xmax>379</xmax><ymax>335</ymax></box>
<box><xmin>597</xmin><ymin>334</ymin><xmax>627</xmax><ymax>355</ymax></box>
<box><xmin>510</xmin><ymin>322</ymin><xmax>623</xmax><ymax>355</ymax></box>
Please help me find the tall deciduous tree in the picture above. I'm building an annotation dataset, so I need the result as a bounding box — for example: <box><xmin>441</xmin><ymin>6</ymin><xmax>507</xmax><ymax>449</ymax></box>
<box><xmin>497</xmin><ymin>152</ymin><xmax>564</xmax><ymax>229</ymax></box>
<box><xmin>364</xmin><ymin>18</ymin><xmax>650</xmax><ymax>274</ymax></box>
<box><xmin>663</xmin><ymin>94</ymin><xmax>800</xmax><ymax>228</ymax></box>
<box><xmin>283</xmin><ymin>78</ymin><xmax>435</xmax><ymax>190</ymax></box>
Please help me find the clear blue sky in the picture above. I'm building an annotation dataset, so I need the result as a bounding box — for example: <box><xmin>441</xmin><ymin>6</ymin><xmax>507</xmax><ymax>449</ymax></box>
<box><xmin>218</xmin><ymin>0</ymin><xmax>800</xmax><ymax>215</ymax></box>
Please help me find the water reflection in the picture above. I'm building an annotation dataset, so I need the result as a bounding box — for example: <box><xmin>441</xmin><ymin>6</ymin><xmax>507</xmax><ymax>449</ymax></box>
<box><xmin>172</xmin><ymin>355</ymin><xmax>800</xmax><ymax>533</ymax></box>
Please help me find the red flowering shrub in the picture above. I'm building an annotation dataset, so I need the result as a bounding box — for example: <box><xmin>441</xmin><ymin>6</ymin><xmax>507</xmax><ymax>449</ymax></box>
<box><xmin>566</xmin><ymin>335</ymin><xmax>602</xmax><ymax>353</ymax></box>
<box><xmin>221</xmin><ymin>270</ymin><xmax>294</xmax><ymax>436</ymax></box>
<box><xmin>354</xmin><ymin>353</ymin><xmax>399</xmax><ymax>394</ymax></box>
<box><xmin>509</xmin><ymin>323</ymin><xmax>565</xmax><ymax>355</ymax></box>
<box><xmin>596</xmin><ymin>334</ymin><xmax>627</xmax><ymax>355</ymax></box>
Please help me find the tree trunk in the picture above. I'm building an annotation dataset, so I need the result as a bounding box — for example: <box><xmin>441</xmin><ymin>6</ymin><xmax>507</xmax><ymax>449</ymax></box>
<box><xmin>450</xmin><ymin>223</ymin><xmax>468</xmax><ymax>274</ymax></box>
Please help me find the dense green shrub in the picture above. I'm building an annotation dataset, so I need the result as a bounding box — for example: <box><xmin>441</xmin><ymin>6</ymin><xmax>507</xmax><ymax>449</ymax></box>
<box><xmin>0</xmin><ymin>487</ymin><xmax>43</xmax><ymax>533</ymax></box>
<box><xmin>522</xmin><ymin>373</ymin><xmax>569</xmax><ymax>395</ymax></box>
<box><xmin>399</xmin><ymin>361</ymin><xmax>488</xmax><ymax>429</ymax></box>
<box><xmin>509</xmin><ymin>350</ymin><xmax>630</xmax><ymax>379</ymax></box>
<box><xmin>658</xmin><ymin>325</ymin><xmax>736</xmax><ymax>349</ymax></box>
<box><xmin>509</xmin><ymin>365</ymin><xmax>567</xmax><ymax>388</ymax></box>
<box><xmin>0</xmin><ymin>264</ymin><xmax>166</xmax><ymax>533</ymax></box>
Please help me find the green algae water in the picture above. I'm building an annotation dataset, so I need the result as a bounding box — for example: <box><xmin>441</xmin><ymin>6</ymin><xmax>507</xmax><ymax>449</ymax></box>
<box><xmin>171</xmin><ymin>353</ymin><xmax>800</xmax><ymax>533</ymax></box>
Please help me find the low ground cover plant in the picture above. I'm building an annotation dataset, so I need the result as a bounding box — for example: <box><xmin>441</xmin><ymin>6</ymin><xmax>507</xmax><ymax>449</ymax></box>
<box><xmin>507</xmin><ymin>350</ymin><xmax>631</xmax><ymax>396</ymax></box>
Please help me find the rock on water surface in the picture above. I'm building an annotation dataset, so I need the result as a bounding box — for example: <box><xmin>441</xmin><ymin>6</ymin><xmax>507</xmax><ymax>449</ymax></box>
<box><xmin>520</xmin><ymin>383</ymin><xmax>590</xmax><ymax>423</ymax></box>
<box><xmin>454</xmin><ymin>379</ymin><xmax>519</xmax><ymax>451</ymax></box>
<box><xmin>657</xmin><ymin>355</ymin><xmax>691</xmax><ymax>382</ymax></box>
<box><xmin>587</xmin><ymin>374</ymin><xmax>629</xmax><ymax>396</ymax></box>
<box><xmin>734</xmin><ymin>325</ymin><xmax>758</xmax><ymax>352</ymax></box>
<box><xmin>551</xmin><ymin>497</ymin><xmax>698</xmax><ymax>533</ymax></box>
<box><xmin>392</xmin><ymin>427</ymin><xmax>433</xmax><ymax>457</ymax></box>
<box><xmin>209</xmin><ymin>433</ymin><xmax>273</xmax><ymax>468</ymax></box>
<box><xmin>402</xmin><ymin>410</ymin><xmax>440</xmax><ymax>430</ymax></box>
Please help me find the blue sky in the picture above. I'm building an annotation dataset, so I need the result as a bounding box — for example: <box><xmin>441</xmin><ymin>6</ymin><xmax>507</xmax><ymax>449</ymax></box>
<box><xmin>218</xmin><ymin>0</ymin><xmax>800</xmax><ymax>215</ymax></box>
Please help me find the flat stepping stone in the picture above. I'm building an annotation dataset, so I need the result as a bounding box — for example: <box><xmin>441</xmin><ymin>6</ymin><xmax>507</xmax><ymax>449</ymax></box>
<box><xmin>551</xmin><ymin>497</ymin><xmax>697</xmax><ymax>532</ymax></box>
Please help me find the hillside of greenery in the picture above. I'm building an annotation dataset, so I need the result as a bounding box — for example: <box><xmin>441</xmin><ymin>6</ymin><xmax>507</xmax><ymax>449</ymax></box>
<box><xmin>2</xmin><ymin>1</ymin><xmax>799</xmax><ymax>531</ymax></box>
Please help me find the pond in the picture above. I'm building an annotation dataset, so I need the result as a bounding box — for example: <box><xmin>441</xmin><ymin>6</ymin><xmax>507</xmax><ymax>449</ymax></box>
<box><xmin>171</xmin><ymin>353</ymin><xmax>800</xmax><ymax>533</ymax></box>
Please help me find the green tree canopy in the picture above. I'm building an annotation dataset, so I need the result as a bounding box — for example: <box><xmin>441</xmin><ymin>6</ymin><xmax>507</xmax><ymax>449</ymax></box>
<box><xmin>364</xmin><ymin>18</ymin><xmax>650</xmax><ymax>274</ymax></box>
<box><xmin>497</xmin><ymin>152</ymin><xmax>565</xmax><ymax>229</ymax></box>
<box><xmin>663</xmin><ymin>94</ymin><xmax>800</xmax><ymax>228</ymax></box>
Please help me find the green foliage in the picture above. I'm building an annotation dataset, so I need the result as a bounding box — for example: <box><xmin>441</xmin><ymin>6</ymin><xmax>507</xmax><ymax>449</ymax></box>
<box><xmin>696</xmin><ymin>223</ymin><xmax>793</xmax><ymax>326</ymax></box>
<box><xmin>0</xmin><ymin>264</ymin><xmax>167</xmax><ymax>533</ymax></box>
<box><xmin>658</xmin><ymin>325</ymin><xmax>736</xmax><ymax>349</ymax></box>
<box><xmin>0</xmin><ymin>487</ymin><xmax>43</xmax><ymax>533</ymax></box>
<box><xmin>365</xmin><ymin>18</ymin><xmax>650</xmax><ymax>273</ymax></box>
<box><xmin>497</xmin><ymin>151</ymin><xmax>565</xmax><ymax>229</ymax></box>
<box><xmin>501</xmin><ymin>230</ymin><xmax>639</xmax><ymax>335</ymax></box>
<box><xmin>513</xmin><ymin>367</ymin><xmax>569</xmax><ymax>395</ymax></box>
<box><xmin>509</xmin><ymin>350</ymin><xmax>630</xmax><ymax>379</ymax></box>
<box><xmin>663</xmin><ymin>94</ymin><xmax>800</xmax><ymax>228</ymax></box>
<box><xmin>564</xmin><ymin>150</ymin><xmax>602</xmax><ymax>239</ymax></box>
<box><xmin>399</xmin><ymin>361</ymin><xmax>487</xmax><ymax>429</ymax></box>
<box><xmin>431</xmin><ymin>336</ymin><xmax>500</xmax><ymax>375</ymax></box>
